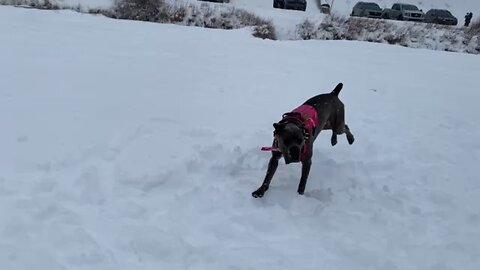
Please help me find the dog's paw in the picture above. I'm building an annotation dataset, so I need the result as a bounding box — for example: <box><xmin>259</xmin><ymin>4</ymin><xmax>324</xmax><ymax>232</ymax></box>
<box><xmin>252</xmin><ymin>188</ymin><xmax>266</xmax><ymax>198</ymax></box>
<box><xmin>331</xmin><ymin>135</ymin><xmax>337</xmax><ymax>146</ymax></box>
<box><xmin>347</xmin><ymin>134</ymin><xmax>355</xmax><ymax>145</ymax></box>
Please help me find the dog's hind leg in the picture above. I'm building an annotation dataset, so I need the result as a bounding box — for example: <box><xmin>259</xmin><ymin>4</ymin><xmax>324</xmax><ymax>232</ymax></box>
<box><xmin>331</xmin><ymin>132</ymin><xmax>338</xmax><ymax>146</ymax></box>
<box><xmin>344</xmin><ymin>124</ymin><xmax>355</xmax><ymax>145</ymax></box>
<box><xmin>252</xmin><ymin>151</ymin><xmax>282</xmax><ymax>198</ymax></box>
<box><xmin>332</xmin><ymin>106</ymin><xmax>354</xmax><ymax>145</ymax></box>
<box><xmin>322</xmin><ymin>120</ymin><xmax>339</xmax><ymax>146</ymax></box>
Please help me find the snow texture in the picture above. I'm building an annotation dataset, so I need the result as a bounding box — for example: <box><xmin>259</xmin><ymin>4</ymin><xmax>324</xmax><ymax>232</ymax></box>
<box><xmin>1</xmin><ymin>5</ymin><xmax>480</xmax><ymax>270</ymax></box>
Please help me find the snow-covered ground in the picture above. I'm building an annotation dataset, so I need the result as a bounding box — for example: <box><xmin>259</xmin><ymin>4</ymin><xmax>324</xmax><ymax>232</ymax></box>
<box><xmin>1</xmin><ymin>5</ymin><xmax>480</xmax><ymax>270</ymax></box>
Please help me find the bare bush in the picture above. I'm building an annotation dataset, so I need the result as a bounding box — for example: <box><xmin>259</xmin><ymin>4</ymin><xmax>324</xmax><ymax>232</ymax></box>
<box><xmin>0</xmin><ymin>0</ymin><xmax>59</xmax><ymax>9</ymax></box>
<box><xmin>112</xmin><ymin>0</ymin><xmax>167</xmax><ymax>22</ymax></box>
<box><xmin>235</xmin><ymin>9</ymin><xmax>275</xmax><ymax>39</ymax></box>
<box><xmin>110</xmin><ymin>1</ymin><xmax>276</xmax><ymax>39</ymax></box>
<box><xmin>467</xmin><ymin>19</ymin><xmax>480</xmax><ymax>36</ymax></box>
<box><xmin>296</xmin><ymin>19</ymin><xmax>316</xmax><ymax>40</ymax></box>
<box><xmin>252</xmin><ymin>24</ymin><xmax>276</xmax><ymax>40</ymax></box>
<box><xmin>294</xmin><ymin>15</ymin><xmax>479</xmax><ymax>54</ymax></box>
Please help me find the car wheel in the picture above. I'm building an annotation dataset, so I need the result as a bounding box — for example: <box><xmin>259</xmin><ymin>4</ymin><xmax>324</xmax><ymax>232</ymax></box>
<box><xmin>398</xmin><ymin>14</ymin><xmax>404</xmax><ymax>20</ymax></box>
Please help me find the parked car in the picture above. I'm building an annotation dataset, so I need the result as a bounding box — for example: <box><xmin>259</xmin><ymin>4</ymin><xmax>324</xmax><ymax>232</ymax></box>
<box><xmin>273</xmin><ymin>0</ymin><xmax>307</xmax><ymax>11</ymax></box>
<box><xmin>382</xmin><ymin>3</ymin><xmax>425</xmax><ymax>21</ymax></box>
<box><xmin>320</xmin><ymin>3</ymin><xmax>331</xmax><ymax>14</ymax></box>
<box><xmin>315</xmin><ymin>1</ymin><xmax>330</xmax><ymax>14</ymax></box>
<box><xmin>424</xmin><ymin>9</ymin><xmax>458</xmax><ymax>25</ymax></box>
<box><xmin>351</xmin><ymin>2</ymin><xmax>383</xmax><ymax>19</ymax></box>
<box><xmin>198</xmin><ymin>0</ymin><xmax>230</xmax><ymax>3</ymax></box>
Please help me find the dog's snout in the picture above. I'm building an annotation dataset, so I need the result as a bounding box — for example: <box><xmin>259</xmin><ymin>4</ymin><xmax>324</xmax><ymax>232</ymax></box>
<box><xmin>289</xmin><ymin>145</ymin><xmax>301</xmax><ymax>162</ymax></box>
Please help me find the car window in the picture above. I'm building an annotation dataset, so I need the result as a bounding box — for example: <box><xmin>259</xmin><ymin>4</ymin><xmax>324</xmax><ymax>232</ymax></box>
<box><xmin>402</xmin><ymin>4</ymin><xmax>419</xmax><ymax>11</ymax></box>
<box><xmin>437</xmin><ymin>10</ymin><xmax>452</xmax><ymax>17</ymax></box>
<box><xmin>364</xmin><ymin>3</ymin><xmax>381</xmax><ymax>10</ymax></box>
<box><xmin>392</xmin><ymin>4</ymin><xmax>399</xmax><ymax>10</ymax></box>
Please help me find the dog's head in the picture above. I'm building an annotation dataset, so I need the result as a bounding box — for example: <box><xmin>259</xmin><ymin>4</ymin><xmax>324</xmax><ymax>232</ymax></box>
<box><xmin>273</xmin><ymin>122</ymin><xmax>305</xmax><ymax>164</ymax></box>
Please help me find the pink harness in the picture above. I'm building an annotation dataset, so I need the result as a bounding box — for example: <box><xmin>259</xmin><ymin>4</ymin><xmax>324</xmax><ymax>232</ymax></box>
<box><xmin>261</xmin><ymin>104</ymin><xmax>318</xmax><ymax>161</ymax></box>
<box><xmin>287</xmin><ymin>104</ymin><xmax>318</xmax><ymax>137</ymax></box>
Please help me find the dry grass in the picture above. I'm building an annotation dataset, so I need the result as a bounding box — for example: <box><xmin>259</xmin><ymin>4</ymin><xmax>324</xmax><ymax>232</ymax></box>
<box><xmin>295</xmin><ymin>15</ymin><xmax>479</xmax><ymax>53</ymax></box>
<box><xmin>467</xmin><ymin>19</ymin><xmax>480</xmax><ymax>35</ymax></box>
<box><xmin>0</xmin><ymin>0</ymin><xmax>59</xmax><ymax>9</ymax></box>
<box><xmin>108</xmin><ymin>0</ymin><xmax>276</xmax><ymax>39</ymax></box>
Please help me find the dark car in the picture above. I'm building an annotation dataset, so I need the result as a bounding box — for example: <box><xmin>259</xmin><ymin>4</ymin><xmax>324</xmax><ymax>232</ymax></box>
<box><xmin>424</xmin><ymin>9</ymin><xmax>458</xmax><ymax>25</ymax></box>
<box><xmin>273</xmin><ymin>0</ymin><xmax>307</xmax><ymax>11</ymax></box>
<box><xmin>198</xmin><ymin>0</ymin><xmax>230</xmax><ymax>3</ymax></box>
<box><xmin>351</xmin><ymin>2</ymin><xmax>383</xmax><ymax>19</ymax></box>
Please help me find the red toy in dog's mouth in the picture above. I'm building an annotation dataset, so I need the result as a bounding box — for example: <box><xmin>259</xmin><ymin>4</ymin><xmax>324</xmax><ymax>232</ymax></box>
<box><xmin>261</xmin><ymin>146</ymin><xmax>280</xmax><ymax>152</ymax></box>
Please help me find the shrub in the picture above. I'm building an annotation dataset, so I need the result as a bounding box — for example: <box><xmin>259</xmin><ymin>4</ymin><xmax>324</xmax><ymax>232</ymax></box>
<box><xmin>0</xmin><ymin>0</ymin><xmax>59</xmax><ymax>9</ymax></box>
<box><xmin>467</xmin><ymin>19</ymin><xmax>480</xmax><ymax>36</ymax></box>
<box><xmin>296</xmin><ymin>19</ymin><xmax>316</xmax><ymax>40</ymax></box>
<box><xmin>112</xmin><ymin>0</ymin><xmax>167</xmax><ymax>22</ymax></box>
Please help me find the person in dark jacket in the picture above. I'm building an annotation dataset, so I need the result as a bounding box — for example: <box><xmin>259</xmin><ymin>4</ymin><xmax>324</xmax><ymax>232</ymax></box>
<box><xmin>465</xmin><ymin>12</ymin><xmax>473</xmax><ymax>27</ymax></box>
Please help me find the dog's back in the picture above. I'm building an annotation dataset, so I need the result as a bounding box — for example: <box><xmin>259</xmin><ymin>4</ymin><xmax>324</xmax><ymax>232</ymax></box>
<box><xmin>303</xmin><ymin>83</ymin><xmax>345</xmax><ymax>134</ymax></box>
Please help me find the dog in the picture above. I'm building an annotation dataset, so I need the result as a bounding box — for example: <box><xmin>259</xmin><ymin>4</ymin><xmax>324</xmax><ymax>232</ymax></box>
<box><xmin>252</xmin><ymin>83</ymin><xmax>355</xmax><ymax>198</ymax></box>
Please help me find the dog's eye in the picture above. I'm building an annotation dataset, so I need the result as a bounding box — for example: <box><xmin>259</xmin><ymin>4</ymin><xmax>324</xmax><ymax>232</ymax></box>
<box><xmin>292</xmin><ymin>138</ymin><xmax>303</xmax><ymax>145</ymax></box>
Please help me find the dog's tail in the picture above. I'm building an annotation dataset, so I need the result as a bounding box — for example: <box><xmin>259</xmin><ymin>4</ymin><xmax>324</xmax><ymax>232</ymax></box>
<box><xmin>331</xmin><ymin>83</ymin><xmax>343</xmax><ymax>96</ymax></box>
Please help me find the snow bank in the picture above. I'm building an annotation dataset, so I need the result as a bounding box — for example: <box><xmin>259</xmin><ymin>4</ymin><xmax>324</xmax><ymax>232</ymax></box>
<box><xmin>296</xmin><ymin>16</ymin><xmax>480</xmax><ymax>54</ymax></box>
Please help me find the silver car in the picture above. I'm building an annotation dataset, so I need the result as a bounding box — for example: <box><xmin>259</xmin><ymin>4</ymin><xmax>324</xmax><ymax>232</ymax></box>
<box><xmin>382</xmin><ymin>3</ymin><xmax>425</xmax><ymax>22</ymax></box>
<box><xmin>351</xmin><ymin>2</ymin><xmax>383</xmax><ymax>19</ymax></box>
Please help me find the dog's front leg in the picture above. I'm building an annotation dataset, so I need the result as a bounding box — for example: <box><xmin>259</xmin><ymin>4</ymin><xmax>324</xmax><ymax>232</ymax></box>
<box><xmin>252</xmin><ymin>152</ymin><xmax>282</xmax><ymax>198</ymax></box>
<box><xmin>297</xmin><ymin>159</ymin><xmax>312</xmax><ymax>195</ymax></box>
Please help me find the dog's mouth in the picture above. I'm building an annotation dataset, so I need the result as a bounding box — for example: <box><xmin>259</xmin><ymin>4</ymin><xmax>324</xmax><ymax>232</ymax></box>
<box><xmin>284</xmin><ymin>145</ymin><xmax>301</xmax><ymax>164</ymax></box>
<box><xmin>285</xmin><ymin>157</ymin><xmax>300</xmax><ymax>164</ymax></box>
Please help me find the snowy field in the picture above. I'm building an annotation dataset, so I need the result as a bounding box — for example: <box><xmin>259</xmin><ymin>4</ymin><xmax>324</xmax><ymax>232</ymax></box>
<box><xmin>1</xmin><ymin>5</ymin><xmax>480</xmax><ymax>270</ymax></box>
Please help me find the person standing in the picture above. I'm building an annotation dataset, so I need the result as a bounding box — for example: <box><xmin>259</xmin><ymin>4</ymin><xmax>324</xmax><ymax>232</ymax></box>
<box><xmin>465</xmin><ymin>12</ymin><xmax>473</xmax><ymax>27</ymax></box>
